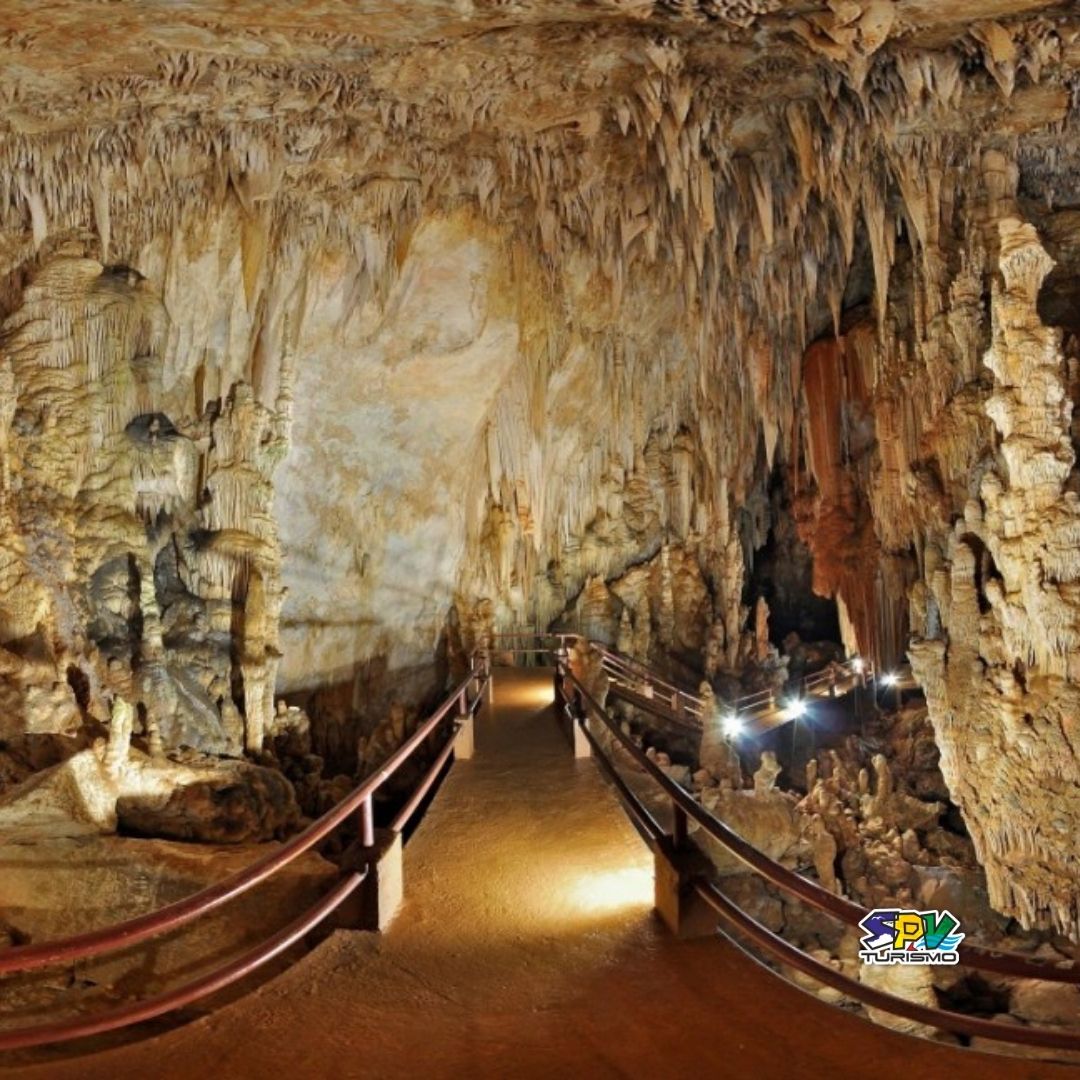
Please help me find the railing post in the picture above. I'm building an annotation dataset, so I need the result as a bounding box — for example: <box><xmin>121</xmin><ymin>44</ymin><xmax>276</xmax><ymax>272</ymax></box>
<box><xmin>352</xmin><ymin>790</ymin><xmax>402</xmax><ymax>933</ymax></box>
<box><xmin>656</xmin><ymin>801</ymin><xmax>713</xmax><ymax>938</ymax></box>
<box><xmin>672</xmin><ymin>802</ymin><xmax>688</xmax><ymax>850</ymax></box>
<box><xmin>358</xmin><ymin>793</ymin><xmax>375</xmax><ymax>849</ymax></box>
<box><xmin>570</xmin><ymin>683</ymin><xmax>591</xmax><ymax>759</ymax></box>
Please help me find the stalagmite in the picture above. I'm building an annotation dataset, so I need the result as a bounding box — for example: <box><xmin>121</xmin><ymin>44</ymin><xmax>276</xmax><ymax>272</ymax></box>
<box><xmin>105</xmin><ymin>697</ymin><xmax>134</xmax><ymax>777</ymax></box>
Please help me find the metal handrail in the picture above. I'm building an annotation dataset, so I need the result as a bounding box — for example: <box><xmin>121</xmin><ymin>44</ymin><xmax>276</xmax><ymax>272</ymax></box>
<box><xmin>388</xmin><ymin>679</ymin><xmax>485</xmax><ymax>835</ymax></box>
<box><xmin>694</xmin><ymin>880</ymin><xmax>1080</xmax><ymax>1052</ymax></box>
<box><xmin>604</xmin><ymin>683</ymin><xmax>705</xmax><ymax>734</ymax></box>
<box><xmin>576</xmin><ymin>718</ymin><xmax>666</xmax><ymax>847</ymax></box>
<box><xmin>0</xmin><ymin>666</ymin><xmax>488</xmax><ymax>978</ymax></box>
<box><xmin>503</xmin><ymin>629</ymin><xmax>875</xmax><ymax>720</ymax></box>
<box><xmin>593</xmin><ymin>645</ymin><xmax>687</xmax><ymax>701</ymax></box>
<box><xmin>590</xmin><ymin>639</ymin><xmax>875</xmax><ymax>726</ymax></box>
<box><xmin>557</xmin><ymin>661</ymin><xmax>1080</xmax><ymax>987</ymax></box>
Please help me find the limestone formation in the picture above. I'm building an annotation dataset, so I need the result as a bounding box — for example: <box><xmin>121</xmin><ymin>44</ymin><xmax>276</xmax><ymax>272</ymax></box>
<box><xmin>911</xmin><ymin>220</ymin><xmax>1080</xmax><ymax>938</ymax></box>
<box><xmin>0</xmin><ymin>0</ymin><xmax>1078</xmax><ymax>950</ymax></box>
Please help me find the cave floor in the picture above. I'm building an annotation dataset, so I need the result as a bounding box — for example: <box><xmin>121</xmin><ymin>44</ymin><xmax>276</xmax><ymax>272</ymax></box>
<box><xmin>0</xmin><ymin>667</ymin><xmax>1068</xmax><ymax>1080</ymax></box>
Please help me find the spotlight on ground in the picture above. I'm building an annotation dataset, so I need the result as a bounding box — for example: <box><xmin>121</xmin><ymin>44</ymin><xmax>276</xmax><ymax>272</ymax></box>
<box><xmin>786</xmin><ymin>698</ymin><xmax>808</xmax><ymax>720</ymax></box>
<box><xmin>568</xmin><ymin>866</ymin><xmax>653</xmax><ymax>915</ymax></box>
<box><xmin>722</xmin><ymin>713</ymin><xmax>743</xmax><ymax>738</ymax></box>
<box><xmin>880</xmin><ymin>672</ymin><xmax>898</xmax><ymax>687</ymax></box>
<box><xmin>851</xmin><ymin>656</ymin><xmax>865</xmax><ymax>674</ymax></box>
<box><xmin>532</xmin><ymin>683</ymin><xmax>556</xmax><ymax>705</ymax></box>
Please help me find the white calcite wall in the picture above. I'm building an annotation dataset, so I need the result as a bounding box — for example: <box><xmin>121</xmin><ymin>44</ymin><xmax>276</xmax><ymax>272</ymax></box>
<box><xmin>276</xmin><ymin>214</ymin><xmax>524</xmax><ymax>689</ymax></box>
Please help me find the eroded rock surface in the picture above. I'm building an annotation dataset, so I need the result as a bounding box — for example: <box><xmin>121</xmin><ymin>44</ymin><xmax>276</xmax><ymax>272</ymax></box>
<box><xmin>0</xmin><ymin>2</ymin><xmax>1078</xmax><ymax>939</ymax></box>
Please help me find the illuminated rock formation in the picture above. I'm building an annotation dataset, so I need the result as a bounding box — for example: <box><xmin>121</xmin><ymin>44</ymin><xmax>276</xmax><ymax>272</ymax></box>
<box><xmin>910</xmin><ymin>220</ymin><xmax>1080</xmax><ymax>939</ymax></box>
<box><xmin>0</xmin><ymin>1</ymin><xmax>1078</xmax><ymax>939</ymax></box>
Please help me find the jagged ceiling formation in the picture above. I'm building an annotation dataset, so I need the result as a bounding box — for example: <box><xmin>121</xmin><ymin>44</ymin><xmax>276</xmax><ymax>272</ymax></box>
<box><xmin>1</xmin><ymin>1</ymin><xmax>1080</xmax><ymax>934</ymax></box>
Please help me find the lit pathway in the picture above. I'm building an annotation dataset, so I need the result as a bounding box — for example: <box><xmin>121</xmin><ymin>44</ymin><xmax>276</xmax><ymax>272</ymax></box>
<box><xmin>0</xmin><ymin>669</ymin><xmax>1067</xmax><ymax>1079</ymax></box>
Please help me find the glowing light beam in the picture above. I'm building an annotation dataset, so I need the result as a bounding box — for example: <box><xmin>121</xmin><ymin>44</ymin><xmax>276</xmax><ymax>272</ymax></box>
<box><xmin>786</xmin><ymin>698</ymin><xmax>808</xmax><ymax>720</ymax></box>
<box><xmin>567</xmin><ymin>866</ymin><xmax>654</xmax><ymax>915</ymax></box>
<box><xmin>722</xmin><ymin>713</ymin><xmax>743</xmax><ymax>738</ymax></box>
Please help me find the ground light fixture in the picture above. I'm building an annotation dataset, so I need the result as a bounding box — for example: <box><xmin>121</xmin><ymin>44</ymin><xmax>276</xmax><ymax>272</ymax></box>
<box><xmin>851</xmin><ymin>656</ymin><xmax>865</xmax><ymax>673</ymax></box>
<box><xmin>785</xmin><ymin>698</ymin><xmax>808</xmax><ymax>720</ymax></box>
<box><xmin>722</xmin><ymin>712</ymin><xmax>743</xmax><ymax>738</ymax></box>
<box><xmin>880</xmin><ymin>671</ymin><xmax>898</xmax><ymax>687</ymax></box>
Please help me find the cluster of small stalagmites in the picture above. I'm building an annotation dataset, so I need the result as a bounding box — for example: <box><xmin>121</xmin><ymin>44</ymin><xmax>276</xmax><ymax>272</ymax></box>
<box><xmin>795</xmin><ymin>747</ymin><xmax>966</xmax><ymax>913</ymax></box>
<box><xmin>675</xmin><ymin>738</ymin><xmax>847</xmax><ymax>896</ymax></box>
<box><xmin>637</xmin><ymin>700</ymin><xmax>973</xmax><ymax>970</ymax></box>
<box><xmin>909</xmin><ymin>218</ymin><xmax>1080</xmax><ymax>941</ymax></box>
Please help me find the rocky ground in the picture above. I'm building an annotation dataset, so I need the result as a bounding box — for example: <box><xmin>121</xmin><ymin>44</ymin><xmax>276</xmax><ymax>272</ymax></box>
<box><xmin>0</xmin><ymin>832</ymin><xmax>338</xmax><ymax>1031</ymax></box>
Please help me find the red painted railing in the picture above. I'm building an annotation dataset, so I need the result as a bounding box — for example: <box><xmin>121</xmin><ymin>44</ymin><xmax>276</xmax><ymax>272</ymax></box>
<box><xmin>10</xmin><ymin>633</ymin><xmax>1076</xmax><ymax>1058</ymax></box>
<box><xmin>0</xmin><ymin>873</ymin><xmax>365</xmax><ymax>1052</ymax></box>
<box><xmin>0</xmin><ymin>659</ymin><xmax>490</xmax><ymax>1050</ymax></box>
<box><xmin>593</xmin><ymin>641</ymin><xmax>877</xmax><ymax>728</ymax></box>
<box><xmin>552</xmin><ymin>647</ymin><xmax>1080</xmax><ymax>1054</ymax></box>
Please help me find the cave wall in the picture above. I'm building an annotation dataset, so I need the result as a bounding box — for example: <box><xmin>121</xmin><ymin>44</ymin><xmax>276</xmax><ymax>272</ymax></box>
<box><xmin>0</xmin><ymin>2</ymin><xmax>1079</xmax><ymax>932</ymax></box>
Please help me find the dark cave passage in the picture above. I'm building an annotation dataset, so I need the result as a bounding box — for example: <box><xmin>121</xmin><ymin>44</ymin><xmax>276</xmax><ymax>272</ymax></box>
<box><xmin>747</xmin><ymin>470</ymin><xmax>842</xmax><ymax>649</ymax></box>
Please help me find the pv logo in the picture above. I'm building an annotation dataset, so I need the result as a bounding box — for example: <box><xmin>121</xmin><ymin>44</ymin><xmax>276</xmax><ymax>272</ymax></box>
<box><xmin>858</xmin><ymin>908</ymin><xmax>965</xmax><ymax>966</ymax></box>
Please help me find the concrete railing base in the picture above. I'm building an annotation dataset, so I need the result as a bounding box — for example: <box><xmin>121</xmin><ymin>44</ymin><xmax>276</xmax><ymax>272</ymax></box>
<box><xmin>654</xmin><ymin>844</ymin><xmax>717</xmax><ymax>939</ymax></box>
<box><xmin>454</xmin><ymin>714</ymin><xmax>475</xmax><ymax>759</ymax></box>
<box><xmin>340</xmin><ymin>829</ymin><xmax>404</xmax><ymax>933</ymax></box>
<box><xmin>573</xmin><ymin>718</ymin><xmax>592</xmax><ymax>759</ymax></box>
